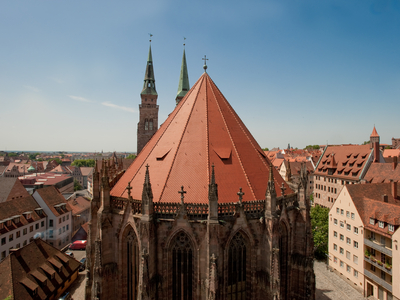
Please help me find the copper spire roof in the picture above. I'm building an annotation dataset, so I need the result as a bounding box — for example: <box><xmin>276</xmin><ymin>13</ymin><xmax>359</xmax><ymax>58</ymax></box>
<box><xmin>141</xmin><ymin>44</ymin><xmax>157</xmax><ymax>96</ymax></box>
<box><xmin>111</xmin><ymin>73</ymin><xmax>290</xmax><ymax>203</ymax></box>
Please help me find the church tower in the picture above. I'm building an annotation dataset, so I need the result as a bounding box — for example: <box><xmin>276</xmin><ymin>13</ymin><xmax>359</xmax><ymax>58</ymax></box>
<box><xmin>137</xmin><ymin>42</ymin><xmax>159</xmax><ymax>154</ymax></box>
<box><xmin>175</xmin><ymin>45</ymin><xmax>190</xmax><ymax>105</ymax></box>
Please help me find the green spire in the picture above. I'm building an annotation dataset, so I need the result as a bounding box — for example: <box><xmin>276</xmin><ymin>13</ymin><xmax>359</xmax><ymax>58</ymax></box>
<box><xmin>141</xmin><ymin>44</ymin><xmax>157</xmax><ymax>96</ymax></box>
<box><xmin>176</xmin><ymin>48</ymin><xmax>190</xmax><ymax>105</ymax></box>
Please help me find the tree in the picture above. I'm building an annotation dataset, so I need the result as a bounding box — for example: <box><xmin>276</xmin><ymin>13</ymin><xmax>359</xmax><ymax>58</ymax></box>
<box><xmin>304</xmin><ymin>145</ymin><xmax>320</xmax><ymax>150</ymax></box>
<box><xmin>126</xmin><ymin>154</ymin><xmax>137</xmax><ymax>159</ymax></box>
<box><xmin>71</xmin><ymin>159</ymin><xmax>95</xmax><ymax>168</ymax></box>
<box><xmin>362</xmin><ymin>141</ymin><xmax>371</xmax><ymax>145</ymax></box>
<box><xmin>8</xmin><ymin>152</ymin><xmax>18</xmax><ymax>157</ymax></box>
<box><xmin>74</xmin><ymin>179</ymin><xmax>83</xmax><ymax>191</ymax></box>
<box><xmin>262</xmin><ymin>148</ymin><xmax>269</xmax><ymax>151</ymax></box>
<box><xmin>310</xmin><ymin>205</ymin><xmax>329</xmax><ymax>260</ymax></box>
<box><xmin>28</xmin><ymin>152</ymin><xmax>41</xmax><ymax>160</ymax></box>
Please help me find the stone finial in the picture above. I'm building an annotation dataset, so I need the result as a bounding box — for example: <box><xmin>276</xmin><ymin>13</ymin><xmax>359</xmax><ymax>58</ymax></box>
<box><xmin>178</xmin><ymin>186</ymin><xmax>187</xmax><ymax>205</ymax></box>
<box><xmin>237</xmin><ymin>187</ymin><xmax>244</xmax><ymax>205</ymax></box>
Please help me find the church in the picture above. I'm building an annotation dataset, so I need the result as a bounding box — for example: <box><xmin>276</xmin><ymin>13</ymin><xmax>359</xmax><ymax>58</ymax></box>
<box><xmin>86</xmin><ymin>43</ymin><xmax>316</xmax><ymax>300</ymax></box>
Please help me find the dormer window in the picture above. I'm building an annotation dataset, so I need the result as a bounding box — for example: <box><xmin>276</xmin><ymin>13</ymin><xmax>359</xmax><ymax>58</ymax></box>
<box><xmin>370</xmin><ymin>218</ymin><xmax>375</xmax><ymax>225</ymax></box>
<box><xmin>23</xmin><ymin>212</ymin><xmax>32</xmax><ymax>220</ymax></box>
<box><xmin>0</xmin><ymin>222</ymin><xmax>3</xmax><ymax>230</ymax></box>
<box><xmin>13</xmin><ymin>216</ymin><xmax>20</xmax><ymax>224</ymax></box>
<box><xmin>6</xmin><ymin>220</ymin><xmax>12</xmax><ymax>227</ymax></box>
<box><xmin>378</xmin><ymin>221</ymin><xmax>384</xmax><ymax>228</ymax></box>
<box><xmin>389</xmin><ymin>224</ymin><xmax>394</xmax><ymax>232</ymax></box>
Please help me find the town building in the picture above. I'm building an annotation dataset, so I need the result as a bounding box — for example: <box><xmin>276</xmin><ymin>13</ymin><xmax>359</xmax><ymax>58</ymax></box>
<box><xmin>0</xmin><ymin>177</ymin><xmax>30</xmax><ymax>203</ymax></box>
<box><xmin>364</xmin><ymin>157</ymin><xmax>400</xmax><ymax>183</ymax></box>
<box><xmin>86</xmin><ymin>49</ymin><xmax>315</xmax><ymax>300</ymax></box>
<box><xmin>280</xmin><ymin>160</ymin><xmax>315</xmax><ymax>199</ymax></box>
<box><xmin>32</xmin><ymin>186</ymin><xmax>72</xmax><ymax>249</ymax></box>
<box><xmin>0</xmin><ymin>238</ymin><xmax>80</xmax><ymax>300</ymax></box>
<box><xmin>20</xmin><ymin>173</ymin><xmax>74</xmax><ymax>194</ymax></box>
<box><xmin>329</xmin><ymin>182</ymin><xmax>400</xmax><ymax>300</ymax></box>
<box><xmin>66</xmin><ymin>195</ymin><xmax>90</xmax><ymax>233</ymax></box>
<box><xmin>0</xmin><ymin>194</ymin><xmax>47</xmax><ymax>261</ymax></box>
<box><xmin>314</xmin><ymin>127</ymin><xmax>384</xmax><ymax>208</ymax></box>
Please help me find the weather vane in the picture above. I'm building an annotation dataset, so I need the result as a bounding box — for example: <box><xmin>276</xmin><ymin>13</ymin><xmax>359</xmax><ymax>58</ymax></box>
<box><xmin>149</xmin><ymin>33</ymin><xmax>153</xmax><ymax>43</ymax></box>
<box><xmin>183</xmin><ymin>37</ymin><xmax>186</xmax><ymax>47</ymax></box>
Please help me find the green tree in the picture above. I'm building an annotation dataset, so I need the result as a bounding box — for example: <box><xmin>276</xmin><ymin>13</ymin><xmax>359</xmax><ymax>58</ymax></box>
<box><xmin>262</xmin><ymin>148</ymin><xmax>269</xmax><ymax>151</ymax></box>
<box><xmin>29</xmin><ymin>152</ymin><xmax>41</xmax><ymax>160</ymax></box>
<box><xmin>304</xmin><ymin>145</ymin><xmax>320</xmax><ymax>150</ymax></box>
<box><xmin>310</xmin><ymin>205</ymin><xmax>329</xmax><ymax>260</ymax></box>
<box><xmin>362</xmin><ymin>141</ymin><xmax>371</xmax><ymax>145</ymax></box>
<box><xmin>8</xmin><ymin>152</ymin><xmax>18</xmax><ymax>157</ymax></box>
<box><xmin>71</xmin><ymin>159</ymin><xmax>95</xmax><ymax>168</ymax></box>
<box><xmin>126</xmin><ymin>154</ymin><xmax>137</xmax><ymax>159</ymax></box>
<box><xmin>74</xmin><ymin>179</ymin><xmax>83</xmax><ymax>191</ymax></box>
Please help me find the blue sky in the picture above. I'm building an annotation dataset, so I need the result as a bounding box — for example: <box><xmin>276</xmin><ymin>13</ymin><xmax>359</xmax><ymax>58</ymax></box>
<box><xmin>1</xmin><ymin>0</ymin><xmax>399</xmax><ymax>152</ymax></box>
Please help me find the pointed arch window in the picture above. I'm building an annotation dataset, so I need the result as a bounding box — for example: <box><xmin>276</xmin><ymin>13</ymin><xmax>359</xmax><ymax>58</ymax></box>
<box><xmin>172</xmin><ymin>231</ymin><xmax>193</xmax><ymax>300</ymax></box>
<box><xmin>144</xmin><ymin>119</ymin><xmax>149</xmax><ymax>131</ymax></box>
<box><xmin>123</xmin><ymin>229</ymin><xmax>139</xmax><ymax>300</ymax></box>
<box><xmin>279</xmin><ymin>223</ymin><xmax>289</xmax><ymax>300</ymax></box>
<box><xmin>227</xmin><ymin>232</ymin><xmax>247</xmax><ymax>299</ymax></box>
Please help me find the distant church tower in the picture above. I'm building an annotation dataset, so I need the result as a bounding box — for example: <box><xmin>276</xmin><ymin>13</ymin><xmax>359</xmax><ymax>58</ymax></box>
<box><xmin>175</xmin><ymin>46</ymin><xmax>190</xmax><ymax>105</ymax></box>
<box><xmin>137</xmin><ymin>42</ymin><xmax>159</xmax><ymax>154</ymax></box>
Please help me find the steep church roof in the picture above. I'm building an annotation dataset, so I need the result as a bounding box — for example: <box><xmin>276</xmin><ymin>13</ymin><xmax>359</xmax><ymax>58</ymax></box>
<box><xmin>111</xmin><ymin>72</ymin><xmax>291</xmax><ymax>203</ymax></box>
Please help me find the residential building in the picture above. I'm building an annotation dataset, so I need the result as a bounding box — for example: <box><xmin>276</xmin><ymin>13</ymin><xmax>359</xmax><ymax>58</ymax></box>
<box><xmin>20</xmin><ymin>173</ymin><xmax>74</xmax><ymax>194</ymax></box>
<box><xmin>314</xmin><ymin>127</ymin><xmax>384</xmax><ymax>208</ymax></box>
<box><xmin>364</xmin><ymin>157</ymin><xmax>400</xmax><ymax>183</ymax></box>
<box><xmin>0</xmin><ymin>238</ymin><xmax>80</xmax><ymax>300</ymax></box>
<box><xmin>32</xmin><ymin>186</ymin><xmax>72</xmax><ymax>249</ymax></box>
<box><xmin>66</xmin><ymin>195</ymin><xmax>90</xmax><ymax>233</ymax></box>
<box><xmin>0</xmin><ymin>177</ymin><xmax>30</xmax><ymax>203</ymax></box>
<box><xmin>280</xmin><ymin>160</ymin><xmax>315</xmax><ymax>198</ymax></box>
<box><xmin>329</xmin><ymin>182</ymin><xmax>400</xmax><ymax>300</ymax></box>
<box><xmin>0</xmin><ymin>194</ymin><xmax>47</xmax><ymax>261</ymax></box>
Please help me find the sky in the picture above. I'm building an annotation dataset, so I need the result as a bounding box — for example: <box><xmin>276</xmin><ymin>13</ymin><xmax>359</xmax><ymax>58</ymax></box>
<box><xmin>1</xmin><ymin>0</ymin><xmax>400</xmax><ymax>152</ymax></box>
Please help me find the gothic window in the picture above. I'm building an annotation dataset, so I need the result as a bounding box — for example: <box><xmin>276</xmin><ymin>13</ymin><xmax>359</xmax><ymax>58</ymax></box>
<box><xmin>227</xmin><ymin>232</ymin><xmax>247</xmax><ymax>300</ymax></box>
<box><xmin>279</xmin><ymin>223</ymin><xmax>289</xmax><ymax>300</ymax></box>
<box><xmin>145</xmin><ymin>119</ymin><xmax>149</xmax><ymax>130</ymax></box>
<box><xmin>149</xmin><ymin>119</ymin><xmax>153</xmax><ymax>131</ymax></box>
<box><xmin>123</xmin><ymin>229</ymin><xmax>139</xmax><ymax>300</ymax></box>
<box><xmin>172</xmin><ymin>231</ymin><xmax>193</xmax><ymax>300</ymax></box>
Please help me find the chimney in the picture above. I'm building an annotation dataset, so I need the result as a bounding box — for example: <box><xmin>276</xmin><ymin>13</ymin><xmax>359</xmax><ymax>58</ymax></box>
<box><xmin>393</xmin><ymin>156</ymin><xmax>398</xmax><ymax>170</ymax></box>
<box><xmin>392</xmin><ymin>180</ymin><xmax>397</xmax><ymax>199</ymax></box>
<box><xmin>382</xmin><ymin>194</ymin><xmax>388</xmax><ymax>203</ymax></box>
<box><xmin>373</xmin><ymin>142</ymin><xmax>379</xmax><ymax>163</ymax></box>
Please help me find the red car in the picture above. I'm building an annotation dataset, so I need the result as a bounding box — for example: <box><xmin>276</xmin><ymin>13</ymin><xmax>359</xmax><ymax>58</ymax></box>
<box><xmin>69</xmin><ymin>240</ymin><xmax>87</xmax><ymax>250</ymax></box>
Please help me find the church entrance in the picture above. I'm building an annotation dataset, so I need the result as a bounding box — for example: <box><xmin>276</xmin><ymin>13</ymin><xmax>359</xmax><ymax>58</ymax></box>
<box><xmin>227</xmin><ymin>232</ymin><xmax>247</xmax><ymax>300</ymax></box>
<box><xmin>172</xmin><ymin>231</ymin><xmax>193</xmax><ymax>300</ymax></box>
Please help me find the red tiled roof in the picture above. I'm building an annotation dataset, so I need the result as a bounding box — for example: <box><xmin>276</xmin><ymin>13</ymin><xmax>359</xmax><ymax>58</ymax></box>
<box><xmin>315</xmin><ymin>144</ymin><xmax>372</xmax><ymax>180</ymax></box>
<box><xmin>111</xmin><ymin>73</ymin><xmax>291</xmax><ymax>203</ymax></box>
<box><xmin>33</xmin><ymin>186</ymin><xmax>71</xmax><ymax>217</ymax></box>
<box><xmin>383</xmin><ymin>149</ymin><xmax>400</xmax><ymax>158</ymax></box>
<box><xmin>364</xmin><ymin>162</ymin><xmax>400</xmax><ymax>183</ymax></box>
<box><xmin>0</xmin><ymin>178</ymin><xmax>30</xmax><ymax>203</ymax></box>
<box><xmin>370</xmin><ymin>126</ymin><xmax>379</xmax><ymax>137</ymax></box>
<box><xmin>347</xmin><ymin>183</ymin><xmax>400</xmax><ymax>237</ymax></box>
<box><xmin>0</xmin><ymin>239</ymin><xmax>80</xmax><ymax>300</ymax></box>
<box><xmin>67</xmin><ymin>196</ymin><xmax>90</xmax><ymax>215</ymax></box>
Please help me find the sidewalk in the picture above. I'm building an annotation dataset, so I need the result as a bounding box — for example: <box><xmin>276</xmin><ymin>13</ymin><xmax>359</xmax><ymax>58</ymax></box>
<box><xmin>315</xmin><ymin>260</ymin><xmax>368</xmax><ymax>300</ymax></box>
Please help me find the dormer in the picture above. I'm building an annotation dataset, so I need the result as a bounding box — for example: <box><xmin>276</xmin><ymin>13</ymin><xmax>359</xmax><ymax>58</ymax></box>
<box><xmin>12</xmin><ymin>215</ymin><xmax>21</xmax><ymax>224</ymax></box>
<box><xmin>23</xmin><ymin>211</ymin><xmax>33</xmax><ymax>220</ymax></box>
<box><xmin>35</xmin><ymin>208</ymin><xmax>44</xmax><ymax>217</ymax></box>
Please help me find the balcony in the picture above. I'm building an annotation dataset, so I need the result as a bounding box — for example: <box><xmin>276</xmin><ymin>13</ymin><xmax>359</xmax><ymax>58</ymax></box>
<box><xmin>364</xmin><ymin>256</ymin><xmax>392</xmax><ymax>275</ymax></box>
<box><xmin>364</xmin><ymin>269</ymin><xmax>392</xmax><ymax>292</ymax></box>
<box><xmin>364</xmin><ymin>238</ymin><xmax>392</xmax><ymax>257</ymax></box>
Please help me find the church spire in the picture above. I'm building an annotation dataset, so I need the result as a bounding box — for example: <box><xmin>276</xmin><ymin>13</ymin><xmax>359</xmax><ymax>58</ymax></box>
<box><xmin>176</xmin><ymin>44</ymin><xmax>190</xmax><ymax>105</ymax></box>
<box><xmin>141</xmin><ymin>43</ymin><xmax>157</xmax><ymax>96</ymax></box>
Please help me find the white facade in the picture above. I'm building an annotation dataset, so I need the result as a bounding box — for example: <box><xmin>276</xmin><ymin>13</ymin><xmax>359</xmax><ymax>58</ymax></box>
<box><xmin>32</xmin><ymin>192</ymin><xmax>72</xmax><ymax>249</ymax></box>
<box><xmin>0</xmin><ymin>215</ymin><xmax>46</xmax><ymax>261</ymax></box>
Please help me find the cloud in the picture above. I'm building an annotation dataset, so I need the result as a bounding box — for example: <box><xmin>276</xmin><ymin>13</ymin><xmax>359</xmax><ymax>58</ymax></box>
<box><xmin>69</xmin><ymin>95</ymin><xmax>95</xmax><ymax>103</ymax></box>
<box><xmin>102</xmin><ymin>102</ymin><xmax>136</xmax><ymax>113</ymax></box>
<box><xmin>24</xmin><ymin>85</ymin><xmax>40</xmax><ymax>92</ymax></box>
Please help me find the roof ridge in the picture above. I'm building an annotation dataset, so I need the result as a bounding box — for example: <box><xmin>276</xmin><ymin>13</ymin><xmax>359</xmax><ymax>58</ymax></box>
<box><xmin>116</xmin><ymin>72</ymin><xmax>201</xmax><ymax>198</ymax></box>
<box><xmin>207</xmin><ymin>75</ymin><xmax>257</xmax><ymax>200</ymax></box>
<box><xmin>158</xmin><ymin>75</ymin><xmax>206</xmax><ymax>202</ymax></box>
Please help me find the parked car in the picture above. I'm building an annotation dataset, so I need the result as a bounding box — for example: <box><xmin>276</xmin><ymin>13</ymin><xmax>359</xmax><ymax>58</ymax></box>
<box><xmin>69</xmin><ymin>240</ymin><xmax>87</xmax><ymax>250</ymax></box>
<box><xmin>79</xmin><ymin>257</ymin><xmax>86</xmax><ymax>271</ymax></box>
<box><xmin>65</xmin><ymin>251</ymin><xmax>74</xmax><ymax>258</ymax></box>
